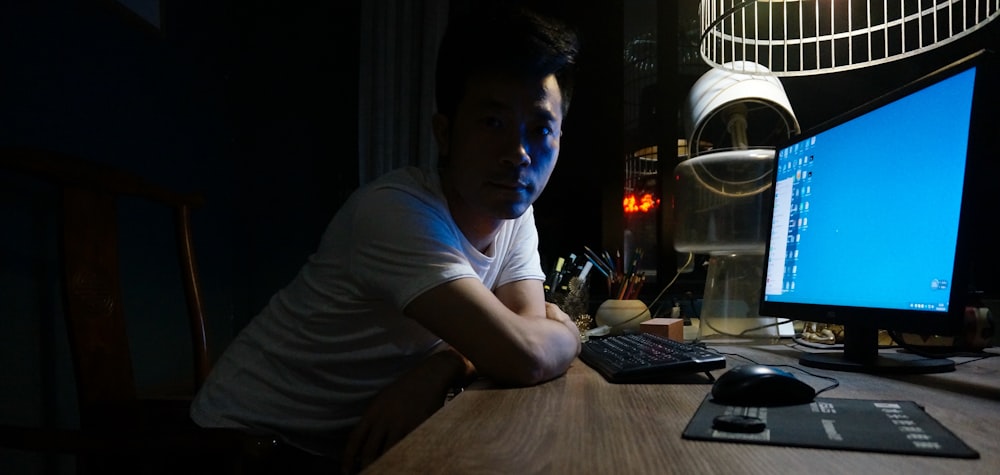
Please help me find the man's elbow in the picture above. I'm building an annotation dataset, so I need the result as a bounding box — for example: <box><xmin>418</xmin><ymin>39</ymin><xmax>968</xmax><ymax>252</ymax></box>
<box><xmin>493</xmin><ymin>365</ymin><xmax>558</xmax><ymax>387</ymax></box>
<box><xmin>492</xmin><ymin>345</ymin><xmax>574</xmax><ymax>386</ymax></box>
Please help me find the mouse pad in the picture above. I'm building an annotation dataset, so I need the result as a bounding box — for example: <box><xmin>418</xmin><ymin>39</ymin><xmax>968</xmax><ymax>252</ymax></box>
<box><xmin>682</xmin><ymin>395</ymin><xmax>979</xmax><ymax>459</ymax></box>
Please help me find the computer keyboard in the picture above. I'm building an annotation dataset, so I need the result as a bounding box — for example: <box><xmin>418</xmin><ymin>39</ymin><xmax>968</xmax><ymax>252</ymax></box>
<box><xmin>579</xmin><ymin>332</ymin><xmax>726</xmax><ymax>383</ymax></box>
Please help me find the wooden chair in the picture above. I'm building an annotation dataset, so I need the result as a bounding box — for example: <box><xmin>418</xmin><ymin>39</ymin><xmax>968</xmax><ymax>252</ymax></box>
<box><xmin>0</xmin><ymin>148</ymin><xmax>280</xmax><ymax>474</ymax></box>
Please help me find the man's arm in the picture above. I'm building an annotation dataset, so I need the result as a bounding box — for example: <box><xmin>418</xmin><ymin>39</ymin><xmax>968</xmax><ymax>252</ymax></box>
<box><xmin>341</xmin><ymin>277</ymin><xmax>579</xmax><ymax>472</ymax></box>
<box><xmin>404</xmin><ymin>277</ymin><xmax>581</xmax><ymax>386</ymax></box>
<box><xmin>341</xmin><ymin>346</ymin><xmax>473</xmax><ymax>473</ymax></box>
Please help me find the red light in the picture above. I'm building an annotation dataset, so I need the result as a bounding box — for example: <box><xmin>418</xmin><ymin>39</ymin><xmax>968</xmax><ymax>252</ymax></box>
<box><xmin>623</xmin><ymin>193</ymin><xmax>660</xmax><ymax>214</ymax></box>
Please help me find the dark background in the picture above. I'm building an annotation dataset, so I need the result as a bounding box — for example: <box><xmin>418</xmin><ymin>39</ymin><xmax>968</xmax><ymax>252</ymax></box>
<box><xmin>2</xmin><ymin>2</ymin><xmax>364</xmax><ymax>473</ymax></box>
<box><xmin>1</xmin><ymin>1</ymin><xmax>996</xmax><ymax>473</ymax></box>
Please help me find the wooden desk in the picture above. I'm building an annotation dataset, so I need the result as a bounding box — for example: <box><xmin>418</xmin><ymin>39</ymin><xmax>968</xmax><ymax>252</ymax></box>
<box><xmin>365</xmin><ymin>343</ymin><xmax>1000</xmax><ymax>474</ymax></box>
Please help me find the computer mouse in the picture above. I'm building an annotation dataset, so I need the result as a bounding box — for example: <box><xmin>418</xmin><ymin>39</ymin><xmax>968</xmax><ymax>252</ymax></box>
<box><xmin>711</xmin><ymin>364</ymin><xmax>816</xmax><ymax>407</ymax></box>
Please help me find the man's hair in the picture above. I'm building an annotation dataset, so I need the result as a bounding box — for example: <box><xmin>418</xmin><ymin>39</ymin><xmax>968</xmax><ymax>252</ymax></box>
<box><xmin>434</xmin><ymin>5</ymin><xmax>579</xmax><ymax>121</ymax></box>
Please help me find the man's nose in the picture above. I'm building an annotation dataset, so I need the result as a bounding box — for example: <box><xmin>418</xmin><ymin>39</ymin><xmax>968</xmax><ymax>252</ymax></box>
<box><xmin>501</xmin><ymin>130</ymin><xmax>531</xmax><ymax>166</ymax></box>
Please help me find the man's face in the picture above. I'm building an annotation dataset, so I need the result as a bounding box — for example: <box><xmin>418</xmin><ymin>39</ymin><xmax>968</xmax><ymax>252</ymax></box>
<box><xmin>435</xmin><ymin>73</ymin><xmax>564</xmax><ymax>221</ymax></box>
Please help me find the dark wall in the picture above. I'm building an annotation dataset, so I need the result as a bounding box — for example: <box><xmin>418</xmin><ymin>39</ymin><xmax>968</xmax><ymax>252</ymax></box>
<box><xmin>210</xmin><ymin>0</ymin><xmax>361</xmax><ymax>330</ymax></box>
<box><xmin>1</xmin><ymin>1</ymin><xmax>359</xmax><ymax>472</ymax></box>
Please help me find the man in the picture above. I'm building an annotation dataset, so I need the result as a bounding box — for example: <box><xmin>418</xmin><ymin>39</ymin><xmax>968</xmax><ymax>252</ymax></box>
<box><xmin>190</xmin><ymin>5</ymin><xmax>582</xmax><ymax>473</ymax></box>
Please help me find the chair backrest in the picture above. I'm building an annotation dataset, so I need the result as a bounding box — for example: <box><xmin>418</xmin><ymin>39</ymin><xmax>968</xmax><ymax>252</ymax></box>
<box><xmin>0</xmin><ymin>148</ymin><xmax>212</xmax><ymax>431</ymax></box>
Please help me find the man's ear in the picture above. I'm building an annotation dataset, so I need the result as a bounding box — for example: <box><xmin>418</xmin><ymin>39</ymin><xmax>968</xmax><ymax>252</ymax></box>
<box><xmin>432</xmin><ymin>113</ymin><xmax>450</xmax><ymax>157</ymax></box>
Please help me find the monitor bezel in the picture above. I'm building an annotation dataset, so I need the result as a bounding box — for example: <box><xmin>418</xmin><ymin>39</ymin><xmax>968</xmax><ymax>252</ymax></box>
<box><xmin>758</xmin><ymin>49</ymin><xmax>995</xmax><ymax>339</ymax></box>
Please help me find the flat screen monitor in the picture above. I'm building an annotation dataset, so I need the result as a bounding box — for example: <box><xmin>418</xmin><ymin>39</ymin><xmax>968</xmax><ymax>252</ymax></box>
<box><xmin>759</xmin><ymin>50</ymin><xmax>997</xmax><ymax>374</ymax></box>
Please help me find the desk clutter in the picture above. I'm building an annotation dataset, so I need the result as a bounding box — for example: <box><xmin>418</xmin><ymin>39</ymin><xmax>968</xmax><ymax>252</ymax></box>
<box><xmin>542</xmin><ymin>251</ymin><xmax>592</xmax><ymax>326</ymax></box>
<box><xmin>542</xmin><ymin>246</ymin><xmax>648</xmax><ymax>304</ymax></box>
<box><xmin>544</xmin><ymin>246</ymin><xmax>654</xmax><ymax>339</ymax></box>
<box><xmin>683</xmin><ymin>395</ymin><xmax>979</xmax><ymax>459</ymax></box>
<box><xmin>546</xmin><ymin>245</ymin><xmax>665</xmax><ymax>339</ymax></box>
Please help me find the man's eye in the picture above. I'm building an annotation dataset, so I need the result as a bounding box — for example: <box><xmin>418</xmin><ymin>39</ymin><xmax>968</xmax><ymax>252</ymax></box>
<box><xmin>484</xmin><ymin>117</ymin><xmax>503</xmax><ymax>128</ymax></box>
<box><xmin>536</xmin><ymin>126</ymin><xmax>554</xmax><ymax>137</ymax></box>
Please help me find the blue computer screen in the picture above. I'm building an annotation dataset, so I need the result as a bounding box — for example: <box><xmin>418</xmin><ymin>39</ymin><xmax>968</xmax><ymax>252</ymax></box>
<box><xmin>763</xmin><ymin>67</ymin><xmax>977</xmax><ymax>312</ymax></box>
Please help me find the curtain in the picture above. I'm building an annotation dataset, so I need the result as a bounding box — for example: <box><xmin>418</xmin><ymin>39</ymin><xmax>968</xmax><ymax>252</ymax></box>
<box><xmin>358</xmin><ymin>0</ymin><xmax>449</xmax><ymax>185</ymax></box>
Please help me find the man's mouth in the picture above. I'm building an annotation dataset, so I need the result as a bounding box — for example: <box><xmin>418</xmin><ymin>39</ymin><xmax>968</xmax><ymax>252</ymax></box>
<box><xmin>490</xmin><ymin>179</ymin><xmax>531</xmax><ymax>192</ymax></box>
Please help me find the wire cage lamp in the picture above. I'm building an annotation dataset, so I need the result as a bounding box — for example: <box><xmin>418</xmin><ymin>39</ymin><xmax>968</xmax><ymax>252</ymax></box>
<box><xmin>700</xmin><ymin>0</ymin><xmax>1000</xmax><ymax>76</ymax></box>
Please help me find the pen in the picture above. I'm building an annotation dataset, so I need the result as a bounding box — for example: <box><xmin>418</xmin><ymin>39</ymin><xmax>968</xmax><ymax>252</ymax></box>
<box><xmin>626</xmin><ymin>247</ymin><xmax>640</xmax><ymax>275</ymax></box>
<box><xmin>602</xmin><ymin>250</ymin><xmax>614</xmax><ymax>273</ymax></box>
<box><xmin>583</xmin><ymin>246</ymin><xmax>613</xmax><ymax>277</ymax></box>
<box><xmin>584</xmin><ymin>255</ymin><xmax>609</xmax><ymax>277</ymax></box>
<box><xmin>578</xmin><ymin>261</ymin><xmax>593</xmax><ymax>281</ymax></box>
<box><xmin>547</xmin><ymin>257</ymin><xmax>565</xmax><ymax>297</ymax></box>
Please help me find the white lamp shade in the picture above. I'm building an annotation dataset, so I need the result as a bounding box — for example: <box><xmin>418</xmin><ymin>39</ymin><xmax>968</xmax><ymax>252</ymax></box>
<box><xmin>685</xmin><ymin>61</ymin><xmax>799</xmax><ymax>156</ymax></box>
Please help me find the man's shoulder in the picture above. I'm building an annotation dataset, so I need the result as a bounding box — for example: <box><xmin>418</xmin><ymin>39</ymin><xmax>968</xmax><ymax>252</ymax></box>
<box><xmin>360</xmin><ymin>167</ymin><xmax>439</xmax><ymax>206</ymax></box>
<box><xmin>339</xmin><ymin>167</ymin><xmax>453</xmax><ymax>236</ymax></box>
<box><xmin>370</xmin><ymin>166</ymin><xmax>434</xmax><ymax>189</ymax></box>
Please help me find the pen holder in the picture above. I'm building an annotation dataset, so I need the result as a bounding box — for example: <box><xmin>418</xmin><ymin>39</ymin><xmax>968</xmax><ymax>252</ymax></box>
<box><xmin>595</xmin><ymin>299</ymin><xmax>651</xmax><ymax>335</ymax></box>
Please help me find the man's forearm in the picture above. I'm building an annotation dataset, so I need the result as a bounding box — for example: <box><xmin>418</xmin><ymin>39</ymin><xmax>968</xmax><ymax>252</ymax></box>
<box><xmin>406</xmin><ymin>278</ymin><xmax>579</xmax><ymax>388</ymax></box>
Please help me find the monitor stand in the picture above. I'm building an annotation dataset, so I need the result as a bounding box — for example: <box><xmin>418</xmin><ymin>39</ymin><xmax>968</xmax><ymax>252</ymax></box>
<box><xmin>799</xmin><ymin>323</ymin><xmax>955</xmax><ymax>374</ymax></box>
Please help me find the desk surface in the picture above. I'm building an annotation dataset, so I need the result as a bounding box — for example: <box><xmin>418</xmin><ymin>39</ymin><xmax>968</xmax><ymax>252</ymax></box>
<box><xmin>365</xmin><ymin>341</ymin><xmax>1000</xmax><ymax>475</ymax></box>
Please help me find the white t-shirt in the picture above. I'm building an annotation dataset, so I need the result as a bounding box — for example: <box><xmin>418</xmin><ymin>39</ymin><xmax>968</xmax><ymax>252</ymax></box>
<box><xmin>190</xmin><ymin>167</ymin><xmax>546</xmax><ymax>456</ymax></box>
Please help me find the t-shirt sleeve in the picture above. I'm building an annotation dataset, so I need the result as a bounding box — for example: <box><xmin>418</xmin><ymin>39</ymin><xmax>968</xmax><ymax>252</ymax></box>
<box><xmin>347</xmin><ymin>186</ymin><xmax>478</xmax><ymax>311</ymax></box>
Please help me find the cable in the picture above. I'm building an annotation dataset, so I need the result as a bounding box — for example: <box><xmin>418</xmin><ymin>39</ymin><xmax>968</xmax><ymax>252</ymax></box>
<box><xmin>737</xmin><ymin>318</ymin><xmax>793</xmax><ymax>334</ymax></box>
<box><xmin>955</xmin><ymin>353</ymin><xmax>1000</xmax><ymax>366</ymax></box>
<box><xmin>717</xmin><ymin>351</ymin><xmax>840</xmax><ymax>396</ymax></box>
<box><xmin>699</xmin><ymin>314</ymin><xmax>794</xmax><ymax>340</ymax></box>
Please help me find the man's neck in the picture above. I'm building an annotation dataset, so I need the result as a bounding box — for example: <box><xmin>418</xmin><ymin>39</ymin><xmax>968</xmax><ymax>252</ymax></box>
<box><xmin>440</xmin><ymin>176</ymin><xmax>502</xmax><ymax>253</ymax></box>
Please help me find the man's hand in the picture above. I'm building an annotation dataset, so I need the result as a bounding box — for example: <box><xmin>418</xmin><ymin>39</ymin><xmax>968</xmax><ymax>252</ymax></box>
<box><xmin>341</xmin><ymin>348</ymin><xmax>473</xmax><ymax>474</ymax></box>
